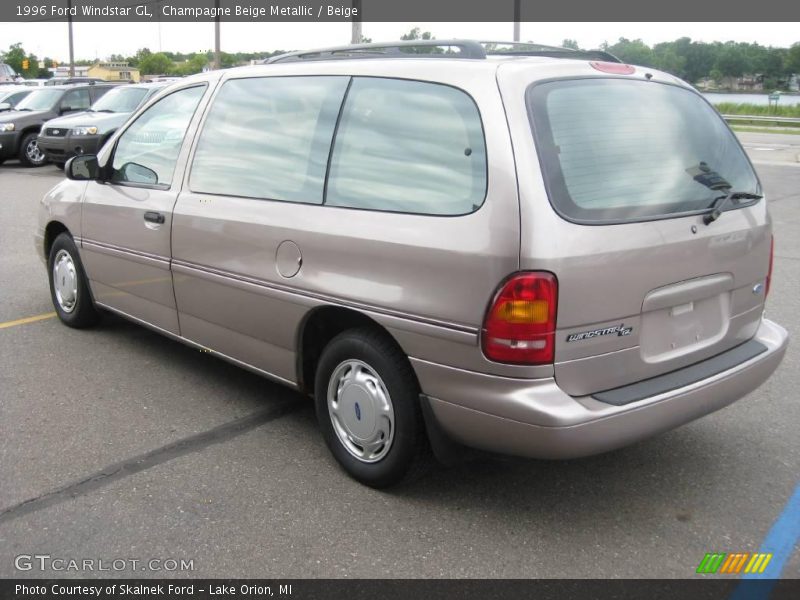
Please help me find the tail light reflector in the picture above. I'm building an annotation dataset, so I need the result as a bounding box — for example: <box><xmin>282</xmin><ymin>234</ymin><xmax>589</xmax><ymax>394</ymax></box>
<box><xmin>482</xmin><ymin>272</ymin><xmax>558</xmax><ymax>365</ymax></box>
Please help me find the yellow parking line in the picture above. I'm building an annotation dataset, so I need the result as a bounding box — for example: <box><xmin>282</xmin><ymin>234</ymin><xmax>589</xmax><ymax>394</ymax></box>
<box><xmin>0</xmin><ymin>312</ymin><xmax>57</xmax><ymax>329</ymax></box>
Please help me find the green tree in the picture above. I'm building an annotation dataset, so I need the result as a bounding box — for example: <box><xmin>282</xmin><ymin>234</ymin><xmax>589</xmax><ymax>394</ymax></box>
<box><xmin>398</xmin><ymin>27</ymin><xmax>438</xmax><ymax>54</ymax></box>
<box><xmin>138</xmin><ymin>52</ymin><xmax>173</xmax><ymax>75</ymax></box>
<box><xmin>683</xmin><ymin>41</ymin><xmax>718</xmax><ymax>83</ymax></box>
<box><xmin>128</xmin><ymin>47</ymin><xmax>152</xmax><ymax>68</ymax></box>
<box><xmin>561</xmin><ymin>39</ymin><xmax>580</xmax><ymax>50</ymax></box>
<box><xmin>714</xmin><ymin>43</ymin><xmax>749</xmax><ymax>78</ymax></box>
<box><xmin>1</xmin><ymin>43</ymin><xmax>26</xmax><ymax>76</ymax></box>
<box><xmin>173</xmin><ymin>53</ymin><xmax>208</xmax><ymax>76</ymax></box>
<box><xmin>652</xmin><ymin>46</ymin><xmax>686</xmax><ymax>76</ymax></box>
<box><xmin>400</xmin><ymin>27</ymin><xmax>433</xmax><ymax>41</ymax></box>
<box><xmin>787</xmin><ymin>43</ymin><xmax>800</xmax><ymax>74</ymax></box>
<box><xmin>605</xmin><ymin>38</ymin><xmax>654</xmax><ymax>67</ymax></box>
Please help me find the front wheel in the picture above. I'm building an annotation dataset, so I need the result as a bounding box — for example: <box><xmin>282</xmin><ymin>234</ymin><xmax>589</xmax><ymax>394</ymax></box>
<box><xmin>19</xmin><ymin>132</ymin><xmax>49</xmax><ymax>167</ymax></box>
<box><xmin>47</xmin><ymin>233</ymin><xmax>100</xmax><ymax>328</ymax></box>
<box><xmin>314</xmin><ymin>328</ymin><xmax>429</xmax><ymax>488</ymax></box>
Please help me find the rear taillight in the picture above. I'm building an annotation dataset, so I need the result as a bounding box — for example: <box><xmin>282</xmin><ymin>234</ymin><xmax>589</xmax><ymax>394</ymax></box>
<box><xmin>766</xmin><ymin>235</ymin><xmax>774</xmax><ymax>298</ymax></box>
<box><xmin>481</xmin><ymin>272</ymin><xmax>558</xmax><ymax>365</ymax></box>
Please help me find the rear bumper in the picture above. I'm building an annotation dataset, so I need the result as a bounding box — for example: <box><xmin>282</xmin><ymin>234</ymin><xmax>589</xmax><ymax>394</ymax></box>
<box><xmin>413</xmin><ymin>318</ymin><xmax>788</xmax><ymax>459</ymax></box>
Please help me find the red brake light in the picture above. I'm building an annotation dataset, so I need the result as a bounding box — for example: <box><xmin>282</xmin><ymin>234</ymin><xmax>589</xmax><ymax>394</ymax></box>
<box><xmin>482</xmin><ymin>272</ymin><xmax>558</xmax><ymax>365</ymax></box>
<box><xmin>589</xmin><ymin>61</ymin><xmax>635</xmax><ymax>75</ymax></box>
<box><xmin>766</xmin><ymin>235</ymin><xmax>774</xmax><ymax>298</ymax></box>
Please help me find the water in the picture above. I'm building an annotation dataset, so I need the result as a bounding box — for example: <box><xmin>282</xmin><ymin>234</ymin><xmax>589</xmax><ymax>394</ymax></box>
<box><xmin>703</xmin><ymin>92</ymin><xmax>800</xmax><ymax>106</ymax></box>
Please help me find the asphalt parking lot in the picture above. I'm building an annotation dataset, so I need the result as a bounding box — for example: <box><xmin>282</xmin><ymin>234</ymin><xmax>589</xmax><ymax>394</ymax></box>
<box><xmin>0</xmin><ymin>132</ymin><xmax>798</xmax><ymax>579</ymax></box>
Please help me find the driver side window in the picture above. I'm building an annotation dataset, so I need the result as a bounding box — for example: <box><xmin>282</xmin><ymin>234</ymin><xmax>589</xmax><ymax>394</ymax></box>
<box><xmin>111</xmin><ymin>85</ymin><xmax>205</xmax><ymax>188</ymax></box>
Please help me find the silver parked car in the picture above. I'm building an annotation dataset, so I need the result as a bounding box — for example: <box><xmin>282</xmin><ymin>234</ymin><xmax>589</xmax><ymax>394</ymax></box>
<box><xmin>35</xmin><ymin>41</ymin><xmax>789</xmax><ymax>487</ymax></box>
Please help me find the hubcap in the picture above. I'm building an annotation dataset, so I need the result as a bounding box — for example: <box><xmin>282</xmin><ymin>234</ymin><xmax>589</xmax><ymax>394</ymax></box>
<box><xmin>52</xmin><ymin>249</ymin><xmax>78</xmax><ymax>313</ymax></box>
<box><xmin>327</xmin><ymin>360</ymin><xmax>395</xmax><ymax>463</ymax></box>
<box><xmin>26</xmin><ymin>139</ymin><xmax>45</xmax><ymax>164</ymax></box>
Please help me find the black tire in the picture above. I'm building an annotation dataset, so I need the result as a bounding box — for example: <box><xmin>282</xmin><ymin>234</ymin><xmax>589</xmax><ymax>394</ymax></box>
<box><xmin>18</xmin><ymin>132</ymin><xmax>49</xmax><ymax>167</ymax></box>
<box><xmin>47</xmin><ymin>233</ymin><xmax>100</xmax><ymax>328</ymax></box>
<box><xmin>314</xmin><ymin>327</ymin><xmax>430</xmax><ymax>488</ymax></box>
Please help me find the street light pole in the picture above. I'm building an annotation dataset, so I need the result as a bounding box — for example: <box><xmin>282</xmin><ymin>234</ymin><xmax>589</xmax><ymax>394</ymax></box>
<box><xmin>67</xmin><ymin>0</ymin><xmax>75</xmax><ymax>76</ymax></box>
<box><xmin>513</xmin><ymin>0</ymin><xmax>521</xmax><ymax>42</ymax></box>
<box><xmin>214</xmin><ymin>0</ymin><xmax>221</xmax><ymax>69</ymax></box>
<box><xmin>351</xmin><ymin>0</ymin><xmax>362</xmax><ymax>44</ymax></box>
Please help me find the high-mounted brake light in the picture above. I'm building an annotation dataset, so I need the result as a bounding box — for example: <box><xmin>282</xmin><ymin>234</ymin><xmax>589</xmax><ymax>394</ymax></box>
<box><xmin>482</xmin><ymin>272</ymin><xmax>558</xmax><ymax>365</ymax></box>
<box><xmin>590</xmin><ymin>61</ymin><xmax>635</xmax><ymax>75</ymax></box>
<box><xmin>766</xmin><ymin>235</ymin><xmax>774</xmax><ymax>298</ymax></box>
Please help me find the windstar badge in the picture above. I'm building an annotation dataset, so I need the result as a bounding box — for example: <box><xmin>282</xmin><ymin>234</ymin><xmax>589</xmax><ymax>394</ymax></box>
<box><xmin>566</xmin><ymin>323</ymin><xmax>633</xmax><ymax>342</ymax></box>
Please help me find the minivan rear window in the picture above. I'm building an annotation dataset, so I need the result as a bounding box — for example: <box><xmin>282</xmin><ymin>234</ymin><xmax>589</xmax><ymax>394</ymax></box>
<box><xmin>527</xmin><ymin>79</ymin><xmax>759</xmax><ymax>223</ymax></box>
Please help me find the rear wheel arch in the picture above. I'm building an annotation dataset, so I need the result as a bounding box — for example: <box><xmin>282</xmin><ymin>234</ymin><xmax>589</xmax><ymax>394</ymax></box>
<box><xmin>296</xmin><ymin>305</ymin><xmax>412</xmax><ymax>395</ymax></box>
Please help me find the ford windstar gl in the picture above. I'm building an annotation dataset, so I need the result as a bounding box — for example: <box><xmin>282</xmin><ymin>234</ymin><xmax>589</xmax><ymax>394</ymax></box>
<box><xmin>36</xmin><ymin>41</ymin><xmax>789</xmax><ymax>487</ymax></box>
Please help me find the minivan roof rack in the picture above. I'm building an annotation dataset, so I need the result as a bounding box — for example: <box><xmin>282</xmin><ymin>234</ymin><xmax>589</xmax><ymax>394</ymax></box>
<box><xmin>266</xmin><ymin>39</ymin><xmax>621</xmax><ymax>64</ymax></box>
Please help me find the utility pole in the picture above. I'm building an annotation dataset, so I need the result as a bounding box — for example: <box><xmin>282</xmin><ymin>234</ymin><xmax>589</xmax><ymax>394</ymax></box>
<box><xmin>351</xmin><ymin>0</ymin><xmax>362</xmax><ymax>44</ymax></box>
<box><xmin>214</xmin><ymin>0</ymin><xmax>221</xmax><ymax>69</ymax></box>
<box><xmin>513</xmin><ymin>0</ymin><xmax>521</xmax><ymax>42</ymax></box>
<box><xmin>67</xmin><ymin>0</ymin><xmax>75</xmax><ymax>76</ymax></box>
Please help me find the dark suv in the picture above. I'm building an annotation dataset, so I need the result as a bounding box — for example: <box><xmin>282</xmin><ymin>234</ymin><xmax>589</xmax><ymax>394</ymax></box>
<box><xmin>0</xmin><ymin>84</ymin><xmax>113</xmax><ymax>167</ymax></box>
<box><xmin>38</xmin><ymin>82</ymin><xmax>167</xmax><ymax>167</ymax></box>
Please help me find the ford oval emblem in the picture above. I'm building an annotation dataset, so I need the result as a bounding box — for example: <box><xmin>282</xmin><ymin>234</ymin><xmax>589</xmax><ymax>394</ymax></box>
<box><xmin>53</xmin><ymin>129</ymin><xmax>59</xmax><ymax>134</ymax></box>
<box><xmin>354</xmin><ymin>402</ymin><xmax>361</xmax><ymax>421</ymax></box>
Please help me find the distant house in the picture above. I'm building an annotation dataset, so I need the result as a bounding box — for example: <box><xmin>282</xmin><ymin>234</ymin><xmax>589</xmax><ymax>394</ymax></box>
<box><xmin>697</xmin><ymin>74</ymin><xmax>766</xmax><ymax>92</ymax></box>
<box><xmin>87</xmin><ymin>61</ymin><xmax>140</xmax><ymax>82</ymax></box>
<box><xmin>49</xmin><ymin>65</ymin><xmax>90</xmax><ymax>78</ymax></box>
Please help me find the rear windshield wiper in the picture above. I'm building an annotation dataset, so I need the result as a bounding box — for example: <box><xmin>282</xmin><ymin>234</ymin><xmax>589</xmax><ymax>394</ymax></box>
<box><xmin>703</xmin><ymin>190</ymin><xmax>763</xmax><ymax>225</ymax></box>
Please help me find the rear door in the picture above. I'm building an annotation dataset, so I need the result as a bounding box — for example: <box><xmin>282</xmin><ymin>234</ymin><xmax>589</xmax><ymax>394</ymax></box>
<box><xmin>499</xmin><ymin>65</ymin><xmax>770</xmax><ymax>396</ymax></box>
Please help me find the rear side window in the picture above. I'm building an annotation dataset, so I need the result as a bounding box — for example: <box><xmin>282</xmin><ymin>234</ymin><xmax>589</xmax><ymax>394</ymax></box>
<box><xmin>190</xmin><ymin>76</ymin><xmax>349</xmax><ymax>204</ymax></box>
<box><xmin>528</xmin><ymin>79</ymin><xmax>759</xmax><ymax>223</ymax></box>
<box><xmin>326</xmin><ymin>78</ymin><xmax>487</xmax><ymax>215</ymax></box>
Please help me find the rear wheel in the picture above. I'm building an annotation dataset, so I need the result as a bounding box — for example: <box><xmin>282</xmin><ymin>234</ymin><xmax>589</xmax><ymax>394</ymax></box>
<box><xmin>314</xmin><ymin>328</ymin><xmax>429</xmax><ymax>488</ymax></box>
<box><xmin>18</xmin><ymin>132</ymin><xmax>48</xmax><ymax>167</ymax></box>
<box><xmin>47</xmin><ymin>233</ymin><xmax>100</xmax><ymax>328</ymax></box>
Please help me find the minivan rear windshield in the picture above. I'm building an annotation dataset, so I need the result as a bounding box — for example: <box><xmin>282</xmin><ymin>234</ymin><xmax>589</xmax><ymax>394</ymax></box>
<box><xmin>527</xmin><ymin>79</ymin><xmax>760</xmax><ymax>224</ymax></box>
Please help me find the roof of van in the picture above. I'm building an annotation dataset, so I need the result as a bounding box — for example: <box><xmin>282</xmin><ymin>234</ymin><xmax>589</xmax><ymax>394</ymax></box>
<box><xmin>264</xmin><ymin>40</ymin><xmax>622</xmax><ymax>64</ymax></box>
<box><xmin>176</xmin><ymin>40</ymin><xmax>686</xmax><ymax>92</ymax></box>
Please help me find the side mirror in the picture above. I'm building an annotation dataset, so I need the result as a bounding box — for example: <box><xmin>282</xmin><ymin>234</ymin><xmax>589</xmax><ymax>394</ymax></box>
<box><xmin>65</xmin><ymin>155</ymin><xmax>99</xmax><ymax>181</ymax></box>
<box><xmin>60</xmin><ymin>105</ymin><xmax>74</xmax><ymax>114</ymax></box>
<box><xmin>0</xmin><ymin>102</ymin><xmax>10</xmax><ymax>112</ymax></box>
<box><xmin>118</xmin><ymin>162</ymin><xmax>158</xmax><ymax>185</ymax></box>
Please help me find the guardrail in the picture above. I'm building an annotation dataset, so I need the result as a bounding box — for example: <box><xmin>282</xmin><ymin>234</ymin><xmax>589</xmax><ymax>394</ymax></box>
<box><xmin>722</xmin><ymin>114</ymin><xmax>800</xmax><ymax>126</ymax></box>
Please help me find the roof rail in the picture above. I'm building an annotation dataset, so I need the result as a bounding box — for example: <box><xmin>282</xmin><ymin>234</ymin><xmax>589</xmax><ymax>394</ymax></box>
<box><xmin>479</xmin><ymin>41</ymin><xmax>621</xmax><ymax>63</ymax></box>
<box><xmin>265</xmin><ymin>39</ymin><xmax>622</xmax><ymax>65</ymax></box>
<box><xmin>267</xmin><ymin>40</ymin><xmax>487</xmax><ymax>63</ymax></box>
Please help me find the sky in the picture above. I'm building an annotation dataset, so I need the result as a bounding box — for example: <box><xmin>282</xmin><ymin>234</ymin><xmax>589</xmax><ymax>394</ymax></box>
<box><xmin>0</xmin><ymin>21</ymin><xmax>798</xmax><ymax>61</ymax></box>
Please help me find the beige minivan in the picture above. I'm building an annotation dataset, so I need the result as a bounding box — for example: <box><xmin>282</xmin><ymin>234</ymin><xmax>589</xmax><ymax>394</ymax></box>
<box><xmin>36</xmin><ymin>41</ymin><xmax>789</xmax><ymax>487</ymax></box>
